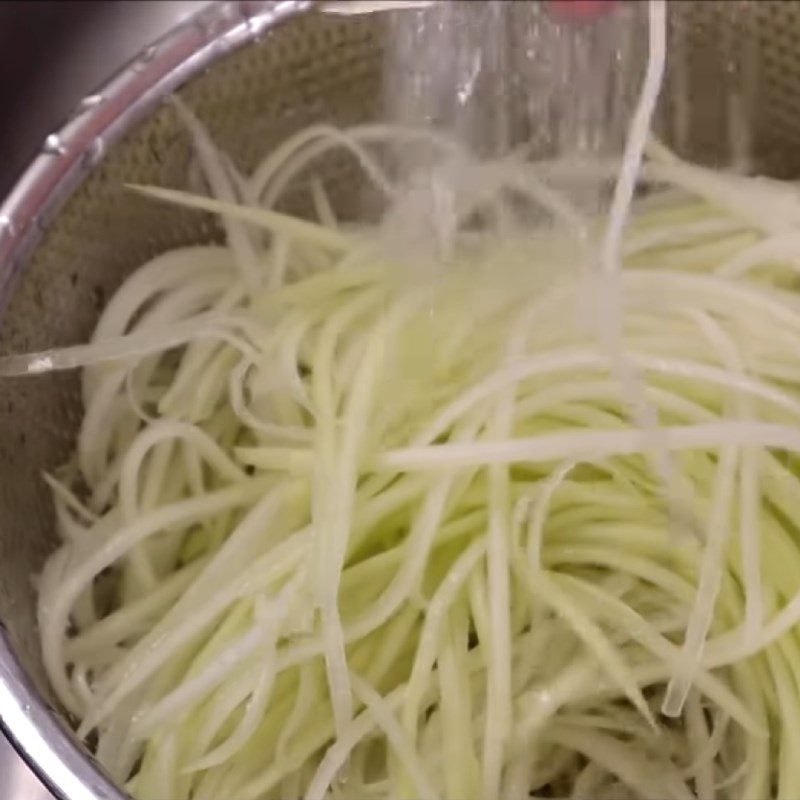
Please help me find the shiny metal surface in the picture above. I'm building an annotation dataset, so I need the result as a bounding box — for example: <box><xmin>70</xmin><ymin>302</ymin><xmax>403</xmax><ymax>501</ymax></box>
<box><xmin>0</xmin><ymin>737</ymin><xmax>52</xmax><ymax>800</ymax></box>
<box><xmin>3</xmin><ymin>2</ymin><xmax>800</xmax><ymax>799</ymax></box>
<box><xmin>0</xmin><ymin>5</ymin><xmax>211</xmax><ymax>797</ymax></box>
<box><xmin>0</xmin><ymin>3</ymin><xmax>314</xmax><ymax>798</ymax></box>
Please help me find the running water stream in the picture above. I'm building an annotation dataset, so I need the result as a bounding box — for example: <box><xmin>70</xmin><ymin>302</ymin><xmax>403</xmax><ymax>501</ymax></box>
<box><xmin>375</xmin><ymin>0</ymin><xmax>651</xmax><ymax>263</ymax></box>
<box><xmin>380</xmin><ymin>1</ymin><xmax>761</xmax><ymax>177</ymax></box>
<box><xmin>383</xmin><ymin>2</ymin><xmax>645</xmax><ymax>163</ymax></box>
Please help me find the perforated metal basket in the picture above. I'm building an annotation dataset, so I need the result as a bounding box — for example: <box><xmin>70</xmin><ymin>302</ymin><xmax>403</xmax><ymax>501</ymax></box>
<box><xmin>2</xmin><ymin>2</ymin><xmax>800</xmax><ymax>798</ymax></box>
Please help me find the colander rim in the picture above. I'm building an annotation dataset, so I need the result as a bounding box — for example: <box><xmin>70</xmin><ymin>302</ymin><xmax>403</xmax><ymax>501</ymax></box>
<box><xmin>0</xmin><ymin>2</ymin><xmax>310</xmax><ymax>799</ymax></box>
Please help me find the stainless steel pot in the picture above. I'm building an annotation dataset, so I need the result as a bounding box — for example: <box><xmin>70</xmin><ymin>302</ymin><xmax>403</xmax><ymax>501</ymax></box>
<box><xmin>2</xmin><ymin>2</ymin><xmax>800</xmax><ymax>798</ymax></box>
<box><xmin>0</xmin><ymin>6</ymin><xmax>317</xmax><ymax>796</ymax></box>
<box><xmin>0</xmin><ymin>5</ymin><xmax>211</xmax><ymax>797</ymax></box>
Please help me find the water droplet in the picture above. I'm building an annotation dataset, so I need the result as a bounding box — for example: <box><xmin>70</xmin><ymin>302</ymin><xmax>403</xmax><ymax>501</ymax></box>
<box><xmin>535</xmin><ymin>688</ymin><xmax>553</xmax><ymax>709</ymax></box>
<box><xmin>43</xmin><ymin>134</ymin><xmax>67</xmax><ymax>156</ymax></box>
<box><xmin>0</xmin><ymin>214</ymin><xmax>17</xmax><ymax>236</ymax></box>
<box><xmin>81</xmin><ymin>139</ymin><xmax>105</xmax><ymax>169</ymax></box>
<box><xmin>28</xmin><ymin>356</ymin><xmax>53</xmax><ymax>375</ymax></box>
<box><xmin>141</xmin><ymin>44</ymin><xmax>158</xmax><ymax>62</ymax></box>
<box><xmin>79</xmin><ymin>94</ymin><xmax>104</xmax><ymax>111</ymax></box>
<box><xmin>132</xmin><ymin>45</ymin><xmax>159</xmax><ymax>73</ymax></box>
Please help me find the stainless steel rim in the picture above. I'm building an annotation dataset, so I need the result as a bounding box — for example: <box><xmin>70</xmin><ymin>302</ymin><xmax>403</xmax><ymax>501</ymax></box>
<box><xmin>0</xmin><ymin>2</ymin><xmax>309</xmax><ymax>798</ymax></box>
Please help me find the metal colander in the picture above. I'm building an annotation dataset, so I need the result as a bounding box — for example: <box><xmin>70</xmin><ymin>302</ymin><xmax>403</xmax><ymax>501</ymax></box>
<box><xmin>1</xmin><ymin>2</ymin><xmax>799</xmax><ymax>797</ymax></box>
